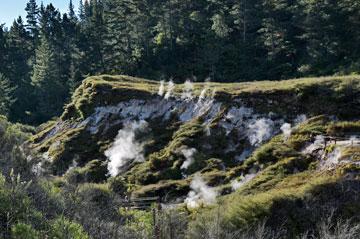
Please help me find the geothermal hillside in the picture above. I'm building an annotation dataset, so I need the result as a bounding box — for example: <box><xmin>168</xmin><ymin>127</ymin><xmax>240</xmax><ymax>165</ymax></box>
<box><xmin>29</xmin><ymin>75</ymin><xmax>360</xmax><ymax>232</ymax></box>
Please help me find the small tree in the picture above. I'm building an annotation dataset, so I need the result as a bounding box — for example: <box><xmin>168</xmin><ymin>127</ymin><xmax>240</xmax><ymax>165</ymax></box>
<box><xmin>11</xmin><ymin>223</ymin><xmax>39</xmax><ymax>239</ymax></box>
<box><xmin>0</xmin><ymin>73</ymin><xmax>16</xmax><ymax>117</ymax></box>
<box><xmin>50</xmin><ymin>216</ymin><xmax>90</xmax><ymax>239</ymax></box>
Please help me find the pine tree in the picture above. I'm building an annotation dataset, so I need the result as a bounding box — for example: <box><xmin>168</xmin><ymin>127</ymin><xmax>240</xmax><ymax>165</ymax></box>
<box><xmin>62</xmin><ymin>12</ymin><xmax>81</xmax><ymax>94</ymax></box>
<box><xmin>69</xmin><ymin>0</ymin><xmax>77</xmax><ymax>21</ymax></box>
<box><xmin>31</xmin><ymin>36</ymin><xmax>65</xmax><ymax>121</ymax></box>
<box><xmin>0</xmin><ymin>74</ymin><xmax>16</xmax><ymax>117</ymax></box>
<box><xmin>79</xmin><ymin>0</ymin><xmax>86</xmax><ymax>21</ymax></box>
<box><xmin>7</xmin><ymin>17</ymin><xmax>34</xmax><ymax>122</ymax></box>
<box><xmin>103</xmin><ymin>0</ymin><xmax>134</xmax><ymax>74</ymax></box>
<box><xmin>77</xmin><ymin>0</ymin><xmax>106</xmax><ymax>75</ymax></box>
<box><xmin>0</xmin><ymin>24</ymin><xmax>6</xmax><ymax>74</ymax></box>
<box><xmin>25</xmin><ymin>0</ymin><xmax>39</xmax><ymax>38</ymax></box>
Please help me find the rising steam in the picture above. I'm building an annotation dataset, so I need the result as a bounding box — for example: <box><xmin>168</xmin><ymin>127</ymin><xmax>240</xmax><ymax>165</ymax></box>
<box><xmin>181</xmin><ymin>80</ymin><xmax>194</xmax><ymax>101</ymax></box>
<box><xmin>320</xmin><ymin>147</ymin><xmax>342</xmax><ymax>169</ymax></box>
<box><xmin>105</xmin><ymin>121</ymin><xmax>148</xmax><ymax>177</ymax></box>
<box><xmin>164</xmin><ymin>80</ymin><xmax>175</xmax><ymax>99</ymax></box>
<box><xmin>231</xmin><ymin>173</ymin><xmax>257</xmax><ymax>191</ymax></box>
<box><xmin>295</xmin><ymin>114</ymin><xmax>307</xmax><ymax>125</ymax></box>
<box><xmin>158</xmin><ymin>80</ymin><xmax>165</xmax><ymax>96</ymax></box>
<box><xmin>185</xmin><ymin>175</ymin><xmax>217</xmax><ymax>208</ymax></box>
<box><xmin>180</xmin><ymin>147</ymin><xmax>197</xmax><ymax>170</ymax></box>
<box><xmin>247</xmin><ymin>118</ymin><xmax>274</xmax><ymax>146</ymax></box>
<box><xmin>198</xmin><ymin>88</ymin><xmax>207</xmax><ymax>104</ymax></box>
<box><xmin>302</xmin><ymin>135</ymin><xmax>325</xmax><ymax>155</ymax></box>
<box><xmin>281</xmin><ymin>123</ymin><xmax>292</xmax><ymax>140</ymax></box>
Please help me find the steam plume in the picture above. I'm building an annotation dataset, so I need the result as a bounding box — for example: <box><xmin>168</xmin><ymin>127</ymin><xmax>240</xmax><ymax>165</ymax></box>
<box><xmin>281</xmin><ymin>123</ymin><xmax>292</xmax><ymax>140</ymax></box>
<box><xmin>180</xmin><ymin>147</ymin><xmax>197</xmax><ymax>170</ymax></box>
<box><xmin>295</xmin><ymin>114</ymin><xmax>307</xmax><ymax>125</ymax></box>
<box><xmin>320</xmin><ymin>148</ymin><xmax>342</xmax><ymax>169</ymax></box>
<box><xmin>198</xmin><ymin>88</ymin><xmax>207</xmax><ymax>103</ymax></box>
<box><xmin>231</xmin><ymin>173</ymin><xmax>257</xmax><ymax>191</ymax></box>
<box><xmin>158</xmin><ymin>80</ymin><xmax>165</xmax><ymax>96</ymax></box>
<box><xmin>235</xmin><ymin>149</ymin><xmax>252</xmax><ymax>162</ymax></box>
<box><xmin>164</xmin><ymin>80</ymin><xmax>175</xmax><ymax>99</ymax></box>
<box><xmin>185</xmin><ymin>175</ymin><xmax>217</xmax><ymax>208</ymax></box>
<box><xmin>302</xmin><ymin>135</ymin><xmax>325</xmax><ymax>154</ymax></box>
<box><xmin>181</xmin><ymin>80</ymin><xmax>194</xmax><ymax>101</ymax></box>
<box><xmin>105</xmin><ymin>121</ymin><xmax>148</xmax><ymax>177</ymax></box>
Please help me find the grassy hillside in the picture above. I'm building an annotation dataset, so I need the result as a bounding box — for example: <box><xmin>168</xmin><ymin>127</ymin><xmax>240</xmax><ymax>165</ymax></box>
<box><xmin>27</xmin><ymin>74</ymin><xmax>360</xmax><ymax>237</ymax></box>
<box><xmin>62</xmin><ymin>74</ymin><xmax>360</xmax><ymax>120</ymax></box>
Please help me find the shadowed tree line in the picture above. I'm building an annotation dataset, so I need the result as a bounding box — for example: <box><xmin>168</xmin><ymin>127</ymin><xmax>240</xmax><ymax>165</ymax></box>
<box><xmin>0</xmin><ymin>0</ymin><xmax>359</xmax><ymax>124</ymax></box>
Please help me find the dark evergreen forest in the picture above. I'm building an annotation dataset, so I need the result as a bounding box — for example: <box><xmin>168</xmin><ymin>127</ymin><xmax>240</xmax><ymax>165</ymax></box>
<box><xmin>0</xmin><ymin>0</ymin><xmax>359</xmax><ymax>124</ymax></box>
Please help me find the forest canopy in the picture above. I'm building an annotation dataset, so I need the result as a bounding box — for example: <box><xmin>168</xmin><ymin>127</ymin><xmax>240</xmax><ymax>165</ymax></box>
<box><xmin>0</xmin><ymin>0</ymin><xmax>359</xmax><ymax>124</ymax></box>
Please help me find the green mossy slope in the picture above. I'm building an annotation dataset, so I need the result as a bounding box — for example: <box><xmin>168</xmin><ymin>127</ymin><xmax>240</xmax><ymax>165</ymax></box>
<box><xmin>27</xmin><ymin>74</ymin><xmax>360</xmax><ymax>235</ymax></box>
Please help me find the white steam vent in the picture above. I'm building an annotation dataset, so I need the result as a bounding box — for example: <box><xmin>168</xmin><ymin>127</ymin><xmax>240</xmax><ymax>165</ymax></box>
<box><xmin>231</xmin><ymin>173</ymin><xmax>257</xmax><ymax>191</ymax></box>
<box><xmin>105</xmin><ymin>120</ymin><xmax>148</xmax><ymax>177</ymax></box>
<box><xmin>181</xmin><ymin>80</ymin><xmax>194</xmax><ymax>101</ymax></box>
<box><xmin>281</xmin><ymin>123</ymin><xmax>292</xmax><ymax>140</ymax></box>
<box><xmin>185</xmin><ymin>175</ymin><xmax>217</xmax><ymax>208</ymax></box>
<box><xmin>158</xmin><ymin>80</ymin><xmax>165</xmax><ymax>96</ymax></box>
<box><xmin>320</xmin><ymin>147</ymin><xmax>342</xmax><ymax>169</ymax></box>
<box><xmin>164</xmin><ymin>80</ymin><xmax>175</xmax><ymax>99</ymax></box>
<box><xmin>247</xmin><ymin>118</ymin><xmax>275</xmax><ymax>146</ymax></box>
<box><xmin>302</xmin><ymin>135</ymin><xmax>325</xmax><ymax>155</ymax></box>
<box><xmin>180</xmin><ymin>147</ymin><xmax>197</xmax><ymax>170</ymax></box>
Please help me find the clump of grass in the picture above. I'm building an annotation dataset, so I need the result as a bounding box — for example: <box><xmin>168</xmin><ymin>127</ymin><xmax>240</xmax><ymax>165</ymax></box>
<box><xmin>340</xmin><ymin>146</ymin><xmax>360</xmax><ymax>162</ymax></box>
<box><xmin>149</xmin><ymin>118</ymin><xmax>204</xmax><ymax>171</ymax></box>
<box><xmin>327</xmin><ymin>121</ymin><xmax>360</xmax><ymax>136</ymax></box>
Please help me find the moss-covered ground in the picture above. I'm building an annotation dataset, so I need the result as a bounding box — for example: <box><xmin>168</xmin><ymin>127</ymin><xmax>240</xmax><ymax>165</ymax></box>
<box><xmin>26</xmin><ymin>74</ymin><xmax>360</xmax><ymax>235</ymax></box>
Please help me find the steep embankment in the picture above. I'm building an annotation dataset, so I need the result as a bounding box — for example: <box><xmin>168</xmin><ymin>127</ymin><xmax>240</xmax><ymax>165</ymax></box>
<box><xmin>29</xmin><ymin>75</ymin><xmax>360</xmax><ymax>234</ymax></box>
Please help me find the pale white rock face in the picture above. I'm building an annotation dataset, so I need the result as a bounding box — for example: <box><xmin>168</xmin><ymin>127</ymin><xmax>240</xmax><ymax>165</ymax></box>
<box><xmin>221</xmin><ymin>106</ymin><xmax>254</xmax><ymax>134</ymax></box>
<box><xmin>39</xmin><ymin>93</ymin><xmax>310</xmax><ymax>172</ymax></box>
<box><xmin>81</xmin><ymin>97</ymin><xmax>224</xmax><ymax>136</ymax></box>
<box><xmin>76</xmin><ymin>96</ymin><xmax>298</xmax><ymax>169</ymax></box>
<box><xmin>247</xmin><ymin>118</ymin><xmax>275</xmax><ymax>146</ymax></box>
<box><xmin>302</xmin><ymin>135</ymin><xmax>326</xmax><ymax>155</ymax></box>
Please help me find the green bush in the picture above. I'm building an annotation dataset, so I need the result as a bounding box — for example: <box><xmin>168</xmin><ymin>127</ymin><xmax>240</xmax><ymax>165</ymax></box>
<box><xmin>11</xmin><ymin>223</ymin><xmax>39</xmax><ymax>239</ymax></box>
<box><xmin>49</xmin><ymin>217</ymin><xmax>89</xmax><ymax>239</ymax></box>
<box><xmin>66</xmin><ymin>160</ymin><xmax>108</xmax><ymax>184</ymax></box>
<box><xmin>109</xmin><ymin>176</ymin><xmax>129</xmax><ymax>195</ymax></box>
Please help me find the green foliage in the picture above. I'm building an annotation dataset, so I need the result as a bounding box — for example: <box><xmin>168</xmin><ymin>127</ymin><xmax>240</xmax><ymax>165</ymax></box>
<box><xmin>119</xmin><ymin>209</ymin><xmax>153</xmax><ymax>238</ymax></box>
<box><xmin>77</xmin><ymin>183</ymin><xmax>112</xmax><ymax>208</ymax></box>
<box><xmin>0</xmin><ymin>0</ymin><xmax>359</xmax><ymax>124</ymax></box>
<box><xmin>31</xmin><ymin>36</ymin><xmax>67</xmax><ymax>122</ymax></box>
<box><xmin>11</xmin><ymin>223</ymin><xmax>39</xmax><ymax>239</ymax></box>
<box><xmin>49</xmin><ymin>216</ymin><xmax>89</xmax><ymax>239</ymax></box>
<box><xmin>65</xmin><ymin>160</ymin><xmax>108</xmax><ymax>184</ymax></box>
<box><xmin>0</xmin><ymin>74</ymin><xmax>16</xmax><ymax>117</ymax></box>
